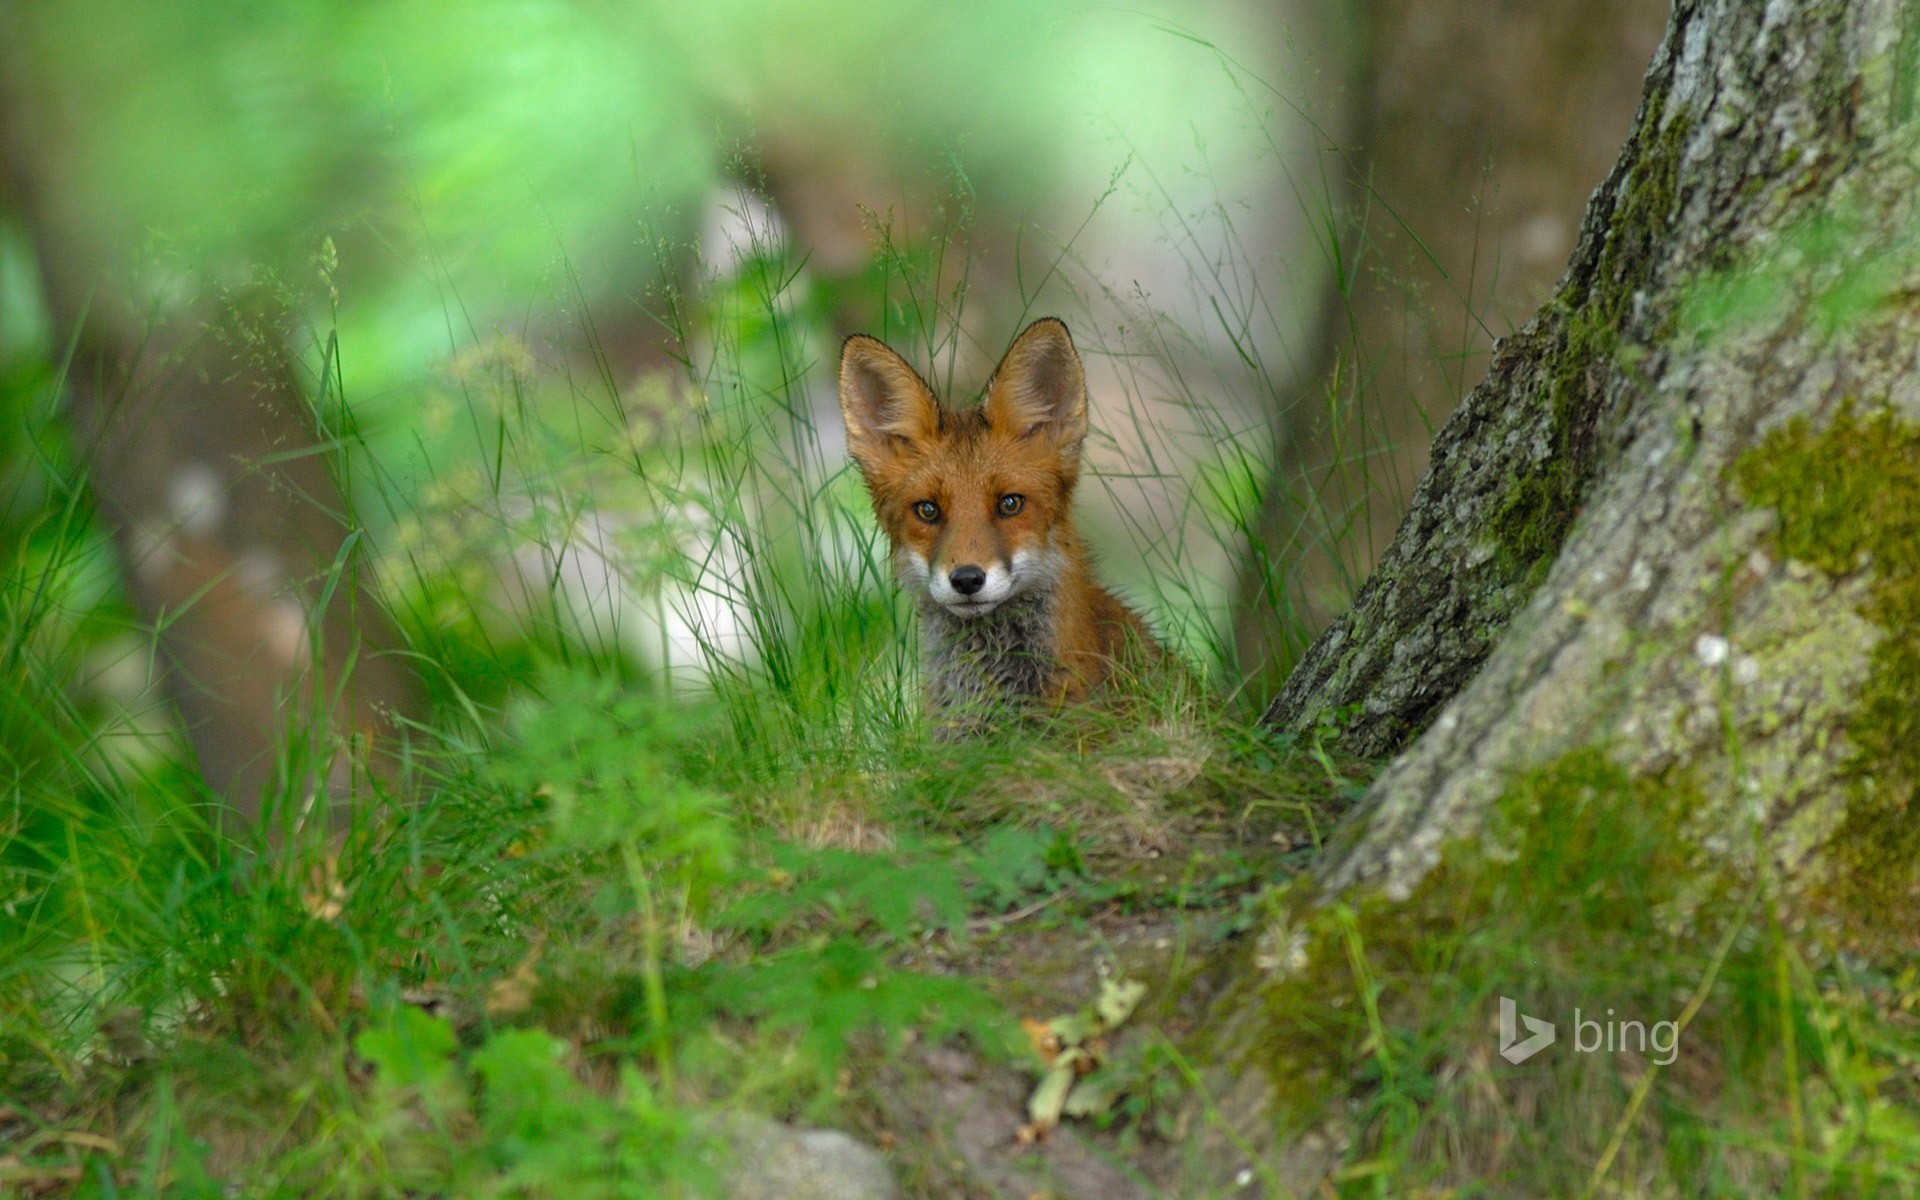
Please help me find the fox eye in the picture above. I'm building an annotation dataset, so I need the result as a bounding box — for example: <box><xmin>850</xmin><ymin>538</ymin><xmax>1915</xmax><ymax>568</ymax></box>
<box><xmin>997</xmin><ymin>494</ymin><xmax>1025</xmax><ymax>517</ymax></box>
<box><xmin>913</xmin><ymin>500</ymin><xmax>941</xmax><ymax>523</ymax></box>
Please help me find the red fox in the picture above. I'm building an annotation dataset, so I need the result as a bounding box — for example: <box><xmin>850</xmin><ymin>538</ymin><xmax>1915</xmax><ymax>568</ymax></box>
<box><xmin>838</xmin><ymin>318</ymin><xmax>1160</xmax><ymax>718</ymax></box>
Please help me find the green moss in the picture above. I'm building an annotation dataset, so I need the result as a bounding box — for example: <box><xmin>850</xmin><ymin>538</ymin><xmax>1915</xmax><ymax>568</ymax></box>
<box><xmin>1213</xmin><ymin>696</ymin><xmax>1920</xmax><ymax>1193</ymax></box>
<box><xmin>1731</xmin><ymin>401</ymin><xmax>1920</xmax><ymax>946</ymax></box>
<box><xmin>1491</xmin><ymin>100</ymin><xmax>1688</xmax><ymax>576</ymax></box>
<box><xmin>1235</xmin><ymin>751</ymin><xmax>1722</xmax><ymax>1142</ymax></box>
<box><xmin>1486</xmin><ymin>305</ymin><xmax>1611</xmax><ymax>581</ymax></box>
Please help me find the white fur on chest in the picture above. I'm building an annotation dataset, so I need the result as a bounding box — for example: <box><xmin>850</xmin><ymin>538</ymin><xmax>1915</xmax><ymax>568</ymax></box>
<box><xmin>918</xmin><ymin>590</ymin><xmax>1059</xmax><ymax>712</ymax></box>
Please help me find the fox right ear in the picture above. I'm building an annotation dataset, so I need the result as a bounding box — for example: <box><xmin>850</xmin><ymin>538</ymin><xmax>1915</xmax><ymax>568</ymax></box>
<box><xmin>839</xmin><ymin>335</ymin><xmax>940</xmax><ymax>472</ymax></box>
<box><xmin>983</xmin><ymin>318</ymin><xmax>1088</xmax><ymax>456</ymax></box>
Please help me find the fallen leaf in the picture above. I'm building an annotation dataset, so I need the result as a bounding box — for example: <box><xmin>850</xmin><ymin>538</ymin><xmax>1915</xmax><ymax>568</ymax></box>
<box><xmin>485</xmin><ymin>938</ymin><xmax>545</xmax><ymax>1017</ymax></box>
<box><xmin>1049</xmin><ymin>1011</ymin><xmax>1095</xmax><ymax>1047</ymax></box>
<box><xmin>1025</xmin><ymin>1046</ymin><xmax>1090</xmax><ymax>1137</ymax></box>
<box><xmin>1021</xmin><ymin>1017</ymin><xmax>1061</xmax><ymax>1063</ymax></box>
<box><xmin>1022</xmin><ymin>978</ymin><xmax>1148</xmax><ymax>1134</ymax></box>
<box><xmin>1061</xmin><ymin>1071</ymin><xmax>1124</xmax><ymax>1119</ymax></box>
<box><xmin>1096</xmin><ymin>978</ymin><xmax>1147</xmax><ymax>1028</ymax></box>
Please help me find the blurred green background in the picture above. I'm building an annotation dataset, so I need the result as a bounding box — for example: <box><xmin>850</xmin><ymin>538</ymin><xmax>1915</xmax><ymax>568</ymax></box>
<box><xmin>0</xmin><ymin>10</ymin><xmax>1339</xmax><ymax>1183</ymax></box>
<box><xmin>0</xmin><ymin>0</ymin><xmax>1332</xmax><ymax>812</ymax></box>
<box><xmin>2</xmin><ymin>0</ymin><xmax>1312</xmax><ymax>413</ymax></box>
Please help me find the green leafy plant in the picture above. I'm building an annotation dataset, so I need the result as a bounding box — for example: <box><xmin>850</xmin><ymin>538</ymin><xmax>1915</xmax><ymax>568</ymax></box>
<box><xmin>355</xmin><ymin>1006</ymin><xmax>715</xmax><ymax>1198</ymax></box>
<box><xmin>490</xmin><ymin>667</ymin><xmax>737</xmax><ymax>1086</ymax></box>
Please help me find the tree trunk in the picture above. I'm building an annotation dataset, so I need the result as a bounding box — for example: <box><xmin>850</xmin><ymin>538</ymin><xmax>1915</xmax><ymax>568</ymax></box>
<box><xmin>1235</xmin><ymin>0</ymin><xmax>1668</xmax><ymax>689</ymax></box>
<box><xmin>58</xmin><ymin>305</ymin><xmax>424</xmax><ymax>833</ymax></box>
<box><xmin>0</xmin><ymin>65</ymin><xmax>422</xmax><ymax>833</ymax></box>
<box><xmin>1212</xmin><ymin>0</ymin><xmax>1920</xmax><ymax>1189</ymax></box>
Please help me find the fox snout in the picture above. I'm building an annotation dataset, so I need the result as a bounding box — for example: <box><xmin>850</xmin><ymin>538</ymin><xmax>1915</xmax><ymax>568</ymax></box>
<box><xmin>927</xmin><ymin>557</ymin><xmax>1014</xmax><ymax>614</ymax></box>
<box><xmin>900</xmin><ymin>549</ymin><xmax>1024</xmax><ymax>617</ymax></box>
<box><xmin>903</xmin><ymin>540</ymin><xmax>1069</xmax><ymax>618</ymax></box>
<box><xmin>948</xmin><ymin>565</ymin><xmax>986</xmax><ymax>595</ymax></box>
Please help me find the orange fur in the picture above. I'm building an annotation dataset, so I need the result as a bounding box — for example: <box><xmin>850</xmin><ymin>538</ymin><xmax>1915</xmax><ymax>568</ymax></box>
<box><xmin>838</xmin><ymin>318</ymin><xmax>1159</xmax><ymax>715</ymax></box>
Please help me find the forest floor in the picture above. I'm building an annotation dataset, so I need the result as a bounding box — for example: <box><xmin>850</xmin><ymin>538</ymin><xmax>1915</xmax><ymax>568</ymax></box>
<box><xmin>1</xmin><ymin>672</ymin><xmax>1366</xmax><ymax>1199</ymax></box>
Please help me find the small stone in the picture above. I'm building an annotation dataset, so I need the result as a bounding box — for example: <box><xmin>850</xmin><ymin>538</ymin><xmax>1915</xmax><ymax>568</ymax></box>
<box><xmin>718</xmin><ymin>1113</ymin><xmax>900</xmax><ymax>1200</ymax></box>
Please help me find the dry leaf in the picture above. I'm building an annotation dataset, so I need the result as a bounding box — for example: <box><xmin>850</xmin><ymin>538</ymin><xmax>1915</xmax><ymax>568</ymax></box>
<box><xmin>1021</xmin><ymin>1017</ymin><xmax>1061</xmax><ymax>1063</ymax></box>
<box><xmin>485</xmin><ymin>938</ymin><xmax>545</xmax><ymax>1017</ymax></box>
<box><xmin>1021</xmin><ymin>977</ymin><xmax>1148</xmax><ymax>1136</ymax></box>
<box><xmin>1024</xmin><ymin>1046</ymin><xmax>1090</xmax><ymax>1137</ymax></box>
<box><xmin>1095</xmin><ymin>978</ymin><xmax>1146</xmax><ymax>1028</ymax></box>
<box><xmin>1061</xmin><ymin>1071</ymin><xmax>1124</xmax><ymax>1119</ymax></box>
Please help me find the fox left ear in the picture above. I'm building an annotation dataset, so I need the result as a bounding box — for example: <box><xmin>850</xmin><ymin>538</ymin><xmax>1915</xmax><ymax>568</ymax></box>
<box><xmin>984</xmin><ymin>318</ymin><xmax>1088</xmax><ymax>456</ymax></box>
<box><xmin>839</xmin><ymin>334</ymin><xmax>942</xmax><ymax>477</ymax></box>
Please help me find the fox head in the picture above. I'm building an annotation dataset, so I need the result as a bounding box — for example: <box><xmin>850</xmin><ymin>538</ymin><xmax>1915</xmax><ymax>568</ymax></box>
<box><xmin>838</xmin><ymin>318</ymin><xmax>1089</xmax><ymax>619</ymax></box>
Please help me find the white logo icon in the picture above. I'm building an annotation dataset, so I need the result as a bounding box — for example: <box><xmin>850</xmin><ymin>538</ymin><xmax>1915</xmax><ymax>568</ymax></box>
<box><xmin>1499</xmin><ymin>996</ymin><xmax>1556</xmax><ymax>1063</ymax></box>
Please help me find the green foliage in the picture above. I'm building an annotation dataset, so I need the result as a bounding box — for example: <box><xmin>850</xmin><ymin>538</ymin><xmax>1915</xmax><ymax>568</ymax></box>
<box><xmin>719</xmin><ymin>826</ymin><xmax>1063</xmax><ymax>943</ymax></box>
<box><xmin>493</xmin><ymin>668</ymin><xmax>735</xmax><ymax>883</ymax></box>
<box><xmin>968</xmin><ymin>825</ymin><xmax>1064</xmax><ymax>912</ymax></box>
<box><xmin>721</xmin><ymin>841</ymin><xmax>972</xmax><ymax>942</ymax></box>
<box><xmin>1076</xmin><ymin>1035</ymin><xmax>1189</xmax><ymax>1140</ymax></box>
<box><xmin>1684</xmin><ymin>206</ymin><xmax>1920</xmax><ymax>345</ymax></box>
<box><xmin>690</xmin><ymin>938</ymin><xmax>1011</xmax><ymax>1072</ymax></box>
<box><xmin>358</xmin><ymin>1003</ymin><xmax>461</xmax><ymax>1096</ymax></box>
<box><xmin>355</xmin><ymin>1007</ymin><xmax>716</xmax><ymax>1198</ymax></box>
<box><xmin>0</xmin><ymin>140</ymin><xmax>1367</xmax><ymax>1191</ymax></box>
<box><xmin>19</xmin><ymin>14</ymin><xmax>1911</xmax><ymax>1191</ymax></box>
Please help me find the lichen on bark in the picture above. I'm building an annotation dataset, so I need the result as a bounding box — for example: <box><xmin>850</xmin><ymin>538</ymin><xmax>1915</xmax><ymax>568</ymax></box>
<box><xmin>1193</xmin><ymin>747</ymin><xmax>1756</xmax><ymax>1192</ymax></box>
<box><xmin>1263</xmin><ymin>0</ymin><xmax>1906</xmax><ymax>764</ymax></box>
<box><xmin>1731</xmin><ymin>402</ymin><xmax>1920</xmax><ymax>947</ymax></box>
<box><xmin>1263</xmin><ymin>0</ymin><xmax>1920</xmax><ymax>903</ymax></box>
<box><xmin>1489</xmin><ymin>93</ymin><xmax>1690</xmax><ymax>577</ymax></box>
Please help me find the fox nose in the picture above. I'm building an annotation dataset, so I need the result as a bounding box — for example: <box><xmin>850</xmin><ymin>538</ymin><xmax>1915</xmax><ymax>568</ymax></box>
<box><xmin>949</xmin><ymin>565</ymin><xmax>987</xmax><ymax>596</ymax></box>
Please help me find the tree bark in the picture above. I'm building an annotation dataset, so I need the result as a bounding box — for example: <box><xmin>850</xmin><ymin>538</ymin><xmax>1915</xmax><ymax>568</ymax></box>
<box><xmin>1236</xmin><ymin>0</ymin><xmax>1668</xmax><ymax>689</ymax></box>
<box><xmin>1214</xmin><ymin>0</ymin><xmax>1920</xmax><ymax>1188</ymax></box>
<box><xmin>58</xmin><ymin>305</ymin><xmax>423</xmax><ymax>832</ymax></box>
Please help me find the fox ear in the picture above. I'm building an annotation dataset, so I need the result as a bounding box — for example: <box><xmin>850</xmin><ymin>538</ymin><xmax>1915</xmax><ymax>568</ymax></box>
<box><xmin>839</xmin><ymin>335</ymin><xmax>940</xmax><ymax>473</ymax></box>
<box><xmin>984</xmin><ymin>318</ymin><xmax>1088</xmax><ymax>455</ymax></box>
